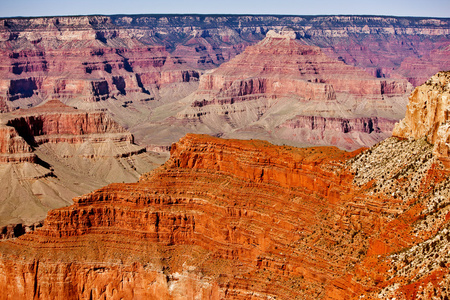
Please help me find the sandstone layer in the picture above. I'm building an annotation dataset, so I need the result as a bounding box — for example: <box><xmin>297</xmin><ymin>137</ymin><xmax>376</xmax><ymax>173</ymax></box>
<box><xmin>195</xmin><ymin>30</ymin><xmax>408</xmax><ymax>102</ymax></box>
<box><xmin>1</xmin><ymin>15</ymin><xmax>449</xmax><ymax>151</ymax></box>
<box><xmin>0</xmin><ymin>72</ymin><xmax>448</xmax><ymax>299</ymax></box>
<box><xmin>0</xmin><ymin>100</ymin><xmax>166</xmax><ymax>234</ymax></box>
<box><xmin>0</xmin><ymin>130</ymin><xmax>448</xmax><ymax>299</ymax></box>
<box><xmin>158</xmin><ymin>30</ymin><xmax>411</xmax><ymax>150</ymax></box>
<box><xmin>109</xmin><ymin>15</ymin><xmax>450</xmax><ymax>84</ymax></box>
<box><xmin>0</xmin><ymin>16</ymin><xmax>199</xmax><ymax>111</ymax></box>
<box><xmin>393</xmin><ymin>71</ymin><xmax>450</xmax><ymax>166</ymax></box>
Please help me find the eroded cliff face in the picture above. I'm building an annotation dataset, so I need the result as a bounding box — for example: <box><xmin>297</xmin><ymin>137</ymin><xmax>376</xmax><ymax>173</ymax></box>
<box><xmin>0</xmin><ymin>72</ymin><xmax>449</xmax><ymax>299</ymax></box>
<box><xmin>0</xmin><ymin>15</ymin><xmax>448</xmax><ymax>151</ymax></box>
<box><xmin>195</xmin><ymin>31</ymin><xmax>408</xmax><ymax>102</ymax></box>
<box><xmin>0</xmin><ymin>100</ymin><xmax>166</xmax><ymax>234</ymax></box>
<box><xmin>167</xmin><ymin>31</ymin><xmax>411</xmax><ymax>150</ymax></box>
<box><xmin>0</xmin><ymin>128</ymin><xmax>448</xmax><ymax>299</ymax></box>
<box><xmin>5</xmin><ymin>99</ymin><xmax>132</xmax><ymax>145</ymax></box>
<box><xmin>0</xmin><ymin>123</ymin><xmax>35</xmax><ymax>163</ymax></box>
<box><xmin>110</xmin><ymin>15</ymin><xmax>450</xmax><ymax>84</ymax></box>
<box><xmin>1</xmin><ymin>15</ymin><xmax>449</xmax><ymax>110</ymax></box>
<box><xmin>0</xmin><ymin>134</ymin><xmax>360</xmax><ymax>299</ymax></box>
<box><xmin>0</xmin><ymin>16</ymin><xmax>199</xmax><ymax>111</ymax></box>
<box><xmin>393</xmin><ymin>71</ymin><xmax>450</xmax><ymax>166</ymax></box>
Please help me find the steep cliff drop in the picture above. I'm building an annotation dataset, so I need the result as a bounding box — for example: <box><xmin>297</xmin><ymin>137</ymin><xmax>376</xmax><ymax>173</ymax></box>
<box><xmin>0</xmin><ymin>99</ymin><xmax>166</xmax><ymax>239</ymax></box>
<box><xmin>0</xmin><ymin>72</ymin><xmax>448</xmax><ymax>299</ymax></box>
<box><xmin>147</xmin><ymin>29</ymin><xmax>411</xmax><ymax>150</ymax></box>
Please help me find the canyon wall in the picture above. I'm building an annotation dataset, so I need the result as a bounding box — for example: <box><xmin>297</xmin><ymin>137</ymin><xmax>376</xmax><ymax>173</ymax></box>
<box><xmin>108</xmin><ymin>14</ymin><xmax>450</xmax><ymax>83</ymax></box>
<box><xmin>0</xmin><ymin>99</ymin><xmax>166</xmax><ymax>233</ymax></box>
<box><xmin>5</xmin><ymin>100</ymin><xmax>132</xmax><ymax>146</ymax></box>
<box><xmin>0</xmin><ymin>129</ymin><xmax>448</xmax><ymax>299</ymax></box>
<box><xmin>0</xmin><ymin>71</ymin><xmax>447</xmax><ymax>299</ymax></box>
<box><xmin>0</xmin><ymin>15</ymin><xmax>449</xmax><ymax>111</ymax></box>
<box><xmin>165</xmin><ymin>31</ymin><xmax>411</xmax><ymax>150</ymax></box>
<box><xmin>0</xmin><ymin>16</ymin><xmax>200</xmax><ymax>111</ymax></box>
<box><xmin>0</xmin><ymin>15</ymin><xmax>448</xmax><ymax>150</ymax></box>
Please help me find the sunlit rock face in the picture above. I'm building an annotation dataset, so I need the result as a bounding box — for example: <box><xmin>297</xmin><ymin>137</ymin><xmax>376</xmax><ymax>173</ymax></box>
<box><xmin>393</xmin><ymin>71</ymin><xmax>450</xmax><ymax>166</ymax></box>
<box><xmin>0</xmin><ymin>125</ymin><xmax>449</xmax><ymax>299</ymax></box>
<box><xmin>0</xmin><ymin>73</ymin><xmax>448</xmax><ymax>299</ymax></box>
<box><xmin>1</xmin><ymin>15</ymin><xmax>449</xmax><ymax>112</ymax></box>
<box><xmin>0</xmin><ymin>16</ymin><xmax>199</xmax><ymax>111</ymax></box>
<box><xmin>0</xmin><ymin>15</ymin><xmax>448</xmax><ymax>152</ymax></box>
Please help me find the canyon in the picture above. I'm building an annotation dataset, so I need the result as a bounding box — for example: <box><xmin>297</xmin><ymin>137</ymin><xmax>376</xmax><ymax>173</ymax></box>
<box><xmin>0</xmin><ymin>15</ymin><xmax>449</xmax><ymax>150</ymax></box>
<box><xmin>0</xmin><ymin>14</ymin><xmax>449</xmax><ymax>298</ymax></box>
<box><xmin>0</xmin><ymin>72</ymin><xmax>448</xmax><ymax>299</ymax></box>
<box><xmin>166</xmin><ymin>30</ymin><xmax>411</xmax><ymax>150</ymax></box>
<box><xmin>0</xmin><ymin>99</ymin><xmax>166</xmax><ymax>238</ymax></box>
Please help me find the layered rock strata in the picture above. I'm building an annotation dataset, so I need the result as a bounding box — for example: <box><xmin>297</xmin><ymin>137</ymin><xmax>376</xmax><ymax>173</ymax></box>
<box><xmin>0</xmin><ymin>15</ymin><xmax>448</xmax><ymax>151</ymax></box>
<box><xmin>111</xmin><ymin>15</ymin><xmax>450</xmax><ymax>84</ymax></box>
<box><xmin>0</xmin><ymin>99</ymin><xmax>166</xmax><ymax>234</ymax></box>
<box><xmin>0</xmin><ymin>72</ymin><xmax>449</xmax><ymax>299</ymax></box>
<box><xmin>276</xmin><ymin>115</ymin><xmax>397</xmax><ymax>150</ymax></box>
<box><xmin>5</xmin><ymin>99</ymin><xmax>132</xmax><ymax>145</ymax></box>
<box><xmin>0</xmin><ymin>122</ymin><xmax>35</xmax><ymax>163</ymax></box>
<box><xmin>0</xmin><ymin>130</ymin><xmax>448</xmax><ymax>299</ymax></box>
<box><xmin>195</xmin><ymin>30</ymin><xmax>409</xmax><ymax>102</ymax></box>
<box><xmin>1</xmin><ymin>15</ymin><xmax>449</xmax><ymax>111</ymax></box>
<box><xmin>169</xmin><ymin>30</ymin><xmax>411</xmax><ymax>150</ymax></box>
<box><xmin>0</xmin><ymin>16</ymin><xmax>199</xmax><ymax>111</ymax></box>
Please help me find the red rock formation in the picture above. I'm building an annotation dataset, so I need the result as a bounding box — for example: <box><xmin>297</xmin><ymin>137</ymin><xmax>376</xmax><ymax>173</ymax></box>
<box><xmin>0</xmin><ymin>17</ymin><xmax>199</xmax><ymax>110</ymax></box>
<box><xmin>1</xmin><ymin>15</ymin><xmax>449</xmax><ymax>112</ymax></box>
<box><xmin>0</xmin><ymin>123</ymin><xmax>35</xmax><ymax>162</ymax></box>
<box><xmin>5</xmin><ymin>99</ymin><xmax>132</xmax><ymax>145</ymax></box>
<box><xmin>0</xmin><ymin>134</ymin><xmax>359</xmax><ymax>299</ymax></box>
<box><xmin>392</xmin><ymin>45</ymin><xmax>450</xmax><ymax>86</ymax></box>
<box><xmin>0</xmin><ymin>131</ymin><xmax>448</xmax><ymax>299</ymax></box>
<box><xmin>276</xmin><ymin>115</ymin><xmax>397</xmax><ymax>150</ymax></box>
<box><xmin>1</xmin><ymin>72</ymin><xmax>448</xmax><ymax>296</ymax></box>
<box><xmin>0</xmin><ymin>99</ymin><xmax>166</xmax><ymax>237</ymax></box>
<box><xmin>167</xmin><ymin>30</ymin><xmax>411</xmax><ymax>150</ymax></box>
<box><xmin>112</xmin><ymin>15</ymin><xmax>450</xmax><ymax>85</ymax></box>
<box><xmin>195</xmin><ymin>31</ymin><xmax>409</xmax><ymax>103</ymax></box>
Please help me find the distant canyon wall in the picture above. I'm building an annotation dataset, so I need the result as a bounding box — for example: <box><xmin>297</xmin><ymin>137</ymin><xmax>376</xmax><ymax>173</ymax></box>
<box><xmin>0</xmin><ymin>15</ymin><xmax>449</xmax><ymax>110</ymax></box>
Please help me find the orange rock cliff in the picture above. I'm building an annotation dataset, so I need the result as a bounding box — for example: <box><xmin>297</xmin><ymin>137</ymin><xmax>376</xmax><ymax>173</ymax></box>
<box><xmin>0</xmin><ymin>73</ymin><xmax>449</xmax><ymax>299</ymax></box>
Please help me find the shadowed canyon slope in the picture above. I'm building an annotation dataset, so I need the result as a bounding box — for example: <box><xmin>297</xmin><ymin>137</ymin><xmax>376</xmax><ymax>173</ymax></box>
<box><xmin>0</xmin><ymin>72</ymin><xmax>448</xmax><ymax>299</ymax></box>
<box><xmin>0</xmin><ymin>15</ymin><xmax>449</xmax><ymax>150</ymax></box>
<box><xmin>0</xmin><ymin>99</ymin><xmax>166</xmax><ymax>237</ymax></box>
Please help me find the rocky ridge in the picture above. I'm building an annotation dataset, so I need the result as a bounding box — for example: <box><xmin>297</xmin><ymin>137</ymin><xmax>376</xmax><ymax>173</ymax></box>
<box><xmin>108</xmin><ymin>14</ymin><xmax>450</xmax><ymax>83</ymax></box>
<box><xmin>0</xmin><ymin>72</ymin><xmax>448</xmax><ymax>298</ymax></box>
<box><xmin>0</xmin><ymin>16</ymin><xmax>199</xmax><ymax>111</ymax></box>
<box><xmin>0</xmin><ymin>129</ymin><xmax>448</xmax><ymax>299</ymax></box>
<box><xmin>0</xmin><ymin>15</ymin><xmax>449</xmax><ymax>150</ymax></box>
<box><xmin>393</xmin><ymin>71</ymin><xmax>450</xmax><ymax>166</ymax></box>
